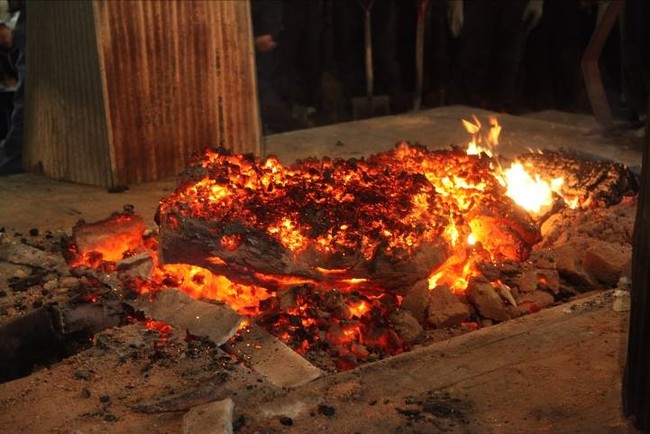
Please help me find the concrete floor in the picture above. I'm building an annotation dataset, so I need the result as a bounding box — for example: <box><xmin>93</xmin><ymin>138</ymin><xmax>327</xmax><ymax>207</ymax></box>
<box><xmin>0</xmin><ymin>106</ymin><xmax>643</xmax><ymax>433</ymax></box>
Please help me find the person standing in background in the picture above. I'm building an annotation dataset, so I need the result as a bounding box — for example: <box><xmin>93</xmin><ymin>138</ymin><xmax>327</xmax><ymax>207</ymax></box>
<box><xmin>448</xmin><ymin>0</ymin><xmax>543</xmax><ymax>113</ymax></box>
<box><xmin>0</xmin><ymin>0</ymin><xmax>23</xmax><ymax>175</ymax></box>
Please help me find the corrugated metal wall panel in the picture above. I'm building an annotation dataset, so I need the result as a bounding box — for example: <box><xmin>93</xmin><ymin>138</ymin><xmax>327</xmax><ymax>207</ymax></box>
<box><xmin>25</xmin><ymin>0</ymin><xmax>115</xmax><ymax>186</ymax></box>
<box><xmin>25</xmin><ymin>0</ymin><xmax>261</xmax><ymax>187</ymax></box>
<box><xmin>94</xmin><ymin>0</ymin><xmax>261</xmax><ymax>184</ymax></box>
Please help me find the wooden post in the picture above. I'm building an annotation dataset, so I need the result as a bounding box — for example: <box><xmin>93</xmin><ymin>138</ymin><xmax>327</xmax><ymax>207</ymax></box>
<box><xmin>623</xmin><ymin>100</ymin><xmax>650</xmax><ymax>427</ymax></box>
<box><xmin>24</xmin><ymin>0</ymin><xmax>261</xmax><ymax>187</ymax></box>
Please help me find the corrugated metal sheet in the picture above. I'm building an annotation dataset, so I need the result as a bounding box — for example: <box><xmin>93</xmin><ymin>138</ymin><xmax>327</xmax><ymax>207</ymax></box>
<box><xmin>25</xmin><ymin>0</ymin><xmax>261</xmax><ymax>187</ymax></box>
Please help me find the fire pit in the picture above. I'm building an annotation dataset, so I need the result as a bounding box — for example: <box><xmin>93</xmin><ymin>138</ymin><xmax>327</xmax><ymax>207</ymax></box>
<box><xmin>45</xmin><ymin>117</ymin><xmax>635</xmax><ymax>374</ymax></box>
<box><xmin>0</xmin><ymin>113</ymin><xmax>639</xmax><ymax>433</ymax></box>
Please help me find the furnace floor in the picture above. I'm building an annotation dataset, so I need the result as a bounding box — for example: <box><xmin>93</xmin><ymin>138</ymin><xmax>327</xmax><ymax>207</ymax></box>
<box><xmin>0</xmin><ymin>107</ymin><xmax>642</xmax><ymax>433</ymax></box>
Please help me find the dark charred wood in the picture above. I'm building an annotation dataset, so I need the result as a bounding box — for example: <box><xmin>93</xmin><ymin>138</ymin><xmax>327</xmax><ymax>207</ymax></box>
<box><xmin>51</xmin><ymin>300</ymin><xmax>124</xmax><ymax>336</ymax></box>
<box><xmin>159</xmin><ymin>214</ymin><xmax>450</xmax><ymax>295</ymax></box>
<box><xmin>516</xmin><ymin>151</ymin><xmax>638</xmax><ymax>208</ymax></box>
<box><xmin>133</xmin><ymin>374</ymin><xmax>230</xmax><ymax>413</ymax></box>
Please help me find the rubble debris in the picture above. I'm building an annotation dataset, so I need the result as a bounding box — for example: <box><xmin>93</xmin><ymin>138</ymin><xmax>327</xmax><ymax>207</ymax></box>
<box><xmin>390</xmin><ymin>310</ymin><xmax>423</xmax><ymax>344</ymax></box>
<box><xmin>426</xmin><ymin>285</ymin><xmax>470</xmax><ymax>328</ymax></box>
<box><xmin>130</xmin><ymin>288</ymin><xmax>242</xmax><ymax>346</ymax></box>
<box><xmin>401</xmin><ymin>279</ymin><xmax>430</xmax><ymax>322</ymax></box>
<box><xmin>0</xmin><ymin>239</ymin><xmax>66</xmax><ymax>269</ymax></box>
<box><xmin>466</xmin><ymin>278</ymin><xmax>511</xmax><ymax>322</ymax></box>
<box><xmin>583</xmin><ymin>240</ymin><xmax>632</xmax><ymax>286</ymax></box>
<box><xmin>225</xmin><ymin>324</ymin><xmax>322</xmax><ymax>388</ymax></box>
<box><xmin>182</xmin><ymin>397</ymin><xmax>235</xmax><ymax>434</ymax></box>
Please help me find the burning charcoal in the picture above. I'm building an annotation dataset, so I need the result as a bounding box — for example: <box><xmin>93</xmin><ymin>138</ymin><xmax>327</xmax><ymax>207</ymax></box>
<box><xmin>71</xmin><ymin>212</ymin><xmax>147</xmax><ymax>263</ymax></box>
<box><xmin>323</xmin><ymin>289</ymin><xmax>352</xmax><ymax>320</ymax></box>
<box><xmin>476</xmin><ymin>262</ymin><xmax>501</xmax><ymax>281</ymax></box>
<box><xmin>158</xmin><ymin>144</ymin><xmax>540</xmax><ymax>297</ymax></box>
<box><xmin>325</xmin><ymin>323</ymin><xmax>348</xmax><ymax>346</ymax></box>
<box><xmin>350</xmin><ymin>343</ymin><xmax>369</xmax><ymax>360</ymax></box>
<box><xmin>466</xmin><ymin>278</ymin><xmax>511</xmax><ymax>322</ymax></box>
<box><xmin>334</xmin><ymin>353</ymin><xmax>358</xmax><ymax>371</ymax></box>
<box><xmin>516</xmin><ymin>151</ymin><xmax>638</xmax><ymax>208</ymax></box>
<box><xmin>426</xmin><ymin>285</ymin><xmax>470</xmax><ymax>328</ymax></box>
<box><xmin>389</xmin><ymin>310</ymin><xmax>423</xmax><ymax>344</ymax></box>
<box><xmin>583</xmin><ymin>240</ymin><xmax>632</xmax><ymax>287</ymax></box>
<box><xmin>277</xmin><ymin>286</ymin><xmax>297</xmax><ymax>310</ymax></box>
<box><xmin>401</xmin><ymin>280</ymin><xmax>430</xmax><ymax>323</ymax></box>
<box><xmin>363</xmin><ymin>327</ymin><xmax>403</xmax><ymax>355</ymax></box>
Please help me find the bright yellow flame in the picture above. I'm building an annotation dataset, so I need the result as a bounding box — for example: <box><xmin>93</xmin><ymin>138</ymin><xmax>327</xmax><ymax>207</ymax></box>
<box><xmin>467</xmin><ymin>233</ymin><xmax>476</xmax><ymax>245</ymax></box>
<box><xmin>462</xmin><ymin>116</ymin><xmax>574</xmax><ymax>215</ymax></box>
<box><xmin>462</xmin><ymin>115</ymin><xmax>500</xmax><ymax>157</ymax></box>
<box><xmin>501</xmin><ymin>162</ymin><xmax>561</xmax><ymax>214</ymax></box>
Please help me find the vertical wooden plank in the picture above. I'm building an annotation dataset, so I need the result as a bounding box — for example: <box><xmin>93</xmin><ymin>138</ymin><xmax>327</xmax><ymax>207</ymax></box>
<box><xmin>24</xmin><ymin>0</ymin><xmax>115</xmax><ymax>186</ymax></box>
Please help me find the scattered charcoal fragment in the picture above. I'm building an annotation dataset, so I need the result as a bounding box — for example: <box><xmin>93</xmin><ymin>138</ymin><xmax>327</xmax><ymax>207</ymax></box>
<box><xmin>74</xmin><ymin>370</ymin><xmax>92</xmax><ymax>380</ymax></box>
<box><xmin>29</xmin><ymin>228</ymin><xmax>39</xmax><ymax>237</ymax></box>
<box><xmin>318</xmin><ymin>404</ymin><xmax>336</xmax><ymax>417</ymax></box>
<box><xmin>279</xmin><ymin>416</ymin><xmax>293</xmax><ymax>426</ymax></box>
<box><xmin>99</xmin><ymin>394</ymin><xmax>111</xmax><ymax>403</ymax></box>
<box><xmin>0</xmin><ymin>290</ymin><xmax>6</xmax><ymax>298</ymax></box>
<box><xmin>103</xmin><ymin>413</ymin><xmax>119</xmax><ymax>422</ymax></box>
<box><xmin>81</xmin><ymin>387</ymin><xmax>91</xmax><ymax>398</ymax></box>
<box><xmin>9</xmin><ymin>270</ymin><xmax>48</xmax><ymax>292</ymax></box>
<box><xmin>32</xmin><ymin>300</ymin><xmax>43</xmax><ymax>308</ymax></box>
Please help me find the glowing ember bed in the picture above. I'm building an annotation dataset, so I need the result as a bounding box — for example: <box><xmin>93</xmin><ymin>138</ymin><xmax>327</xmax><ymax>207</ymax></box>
<box><xmin>69</xmin><ymin>118</ymin><xmax>638</xmax><ymax>371</ymax></box>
